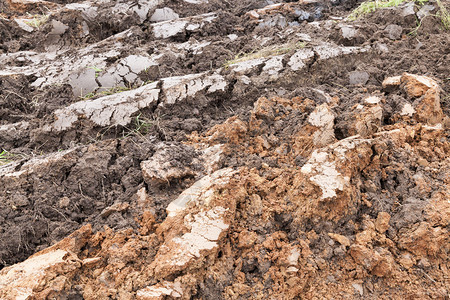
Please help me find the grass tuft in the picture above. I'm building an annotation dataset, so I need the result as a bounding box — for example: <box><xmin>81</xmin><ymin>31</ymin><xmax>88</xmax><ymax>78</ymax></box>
<box><xmin>122</xmin><ymin>114</ymin><xmax>154</xmax><ymax>138</ymax></box>
<box><xmin>436</xmin><ymin>0</ymin><xmax>450</xmax><ymax>30</ymax></box>
<box><xmin>24</xmin><ymin>14</ymin><xmax>49</xmax><ymax>28</ymax></box>
<box><xmin>0</xmin><ymin>150</ymin><xmax>15</xmax><ymax>166</ymax></box>
<box><xmin>347</xmin><ymin>0</ymin><xmax>428</xmax><ymax>21</ymax></box>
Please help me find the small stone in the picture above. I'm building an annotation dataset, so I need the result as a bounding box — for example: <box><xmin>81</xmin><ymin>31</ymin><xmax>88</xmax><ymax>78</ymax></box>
<box><xmin>384</xmin><ymin>24</ymin><xmax>403</xmax><ymax>40</ymax></box>
<box><xmin>401</xmin><ymin>2</ymin><xmax>416</xmax><ymax>17</ymax></box>
<box><xmin>375</xmin><ymin>212</ymin><xmax>391</xmax><ymax>233</ymax></box>
<box><xmin>82</xmin><ymin>257</ymin><xmax>102</xmax><ymax>267</ymax></box>
<box><xmin>340</xmin><ymin>25</ymin><xmax>358</xmax><ymax>40</ymax></box>
<box><xmin>376</xmin><ymin>43</ymin><xmax>389</xmax><ymax>53</ymax></box>
<box><xmin>246</xmin><ymin>10</ymin><xmax>260</xmax><ymax>19</ymax></box>
<box><xmin>352</xmin><ymin>283</ymin><xmax>364</xmax><ymax>296</ymax></box>
<box><xmin>150</xmin><ymin>8</ymin><xmax>179</xmax><ymax>22</ymax></box>
<box><xmin>227</xmin><ymin>34</ymin><xmax>238</xmax><ymax>41</ymax></box>
<box><xmin>382</xmin><ymin>76</ymin><xmax>401</xmax><ymax>89</ymax></box>
<box><xmin>287</xmin><ymin>248</ymin><xmax>301</xmax><ymax>266</ymax></box>
<box><xmin>417</xmin><ymin>5</ymin><xmax>435</xmax><ymax>20</ymax></box>
<box><xmin>349</xmin><ymin>71</ymin><xmax>369</xmax><ymax>85</ymax></box>
<box><xmin>49</xmin><ymin>20</ymin><xmax>69</xmax><ymax>35</ymax></box>
<box><xmin>295</xmin><ymin>9</ymin><xmax>311</xmax><ymax>21</ymax></box>
<box><xmin>400</xmin><ymin>103</ymin><xmax>415</xmax><ymax>116</ymax></box>
<box><xmin>364</xmin><ymin>96</ymin><xmax>381</xmax><ymax>104</ymax></box>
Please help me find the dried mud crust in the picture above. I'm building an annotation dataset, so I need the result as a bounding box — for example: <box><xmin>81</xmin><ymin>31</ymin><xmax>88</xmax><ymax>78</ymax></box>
<box><xmin>0</xmin><ymin>0</ymin><xmax>449</xmax><ymax>298</ymax></box>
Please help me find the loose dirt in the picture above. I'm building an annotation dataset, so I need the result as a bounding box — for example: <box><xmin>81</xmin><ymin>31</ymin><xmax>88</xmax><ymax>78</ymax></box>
<box><xmin>0</xmin><ymin>0</ymin><xmax>449</xmax><ymax>299</ymax></box>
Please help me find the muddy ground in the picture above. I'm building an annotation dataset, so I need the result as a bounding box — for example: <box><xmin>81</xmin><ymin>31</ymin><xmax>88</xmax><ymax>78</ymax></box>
<box><xmin>0</xmin><ymin>0</ymin><xmax>449</xmax><ymax>299</ymax></box>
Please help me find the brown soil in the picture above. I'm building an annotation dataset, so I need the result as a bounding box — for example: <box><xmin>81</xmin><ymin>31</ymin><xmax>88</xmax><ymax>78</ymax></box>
<box><xmin>0</xmin><ymin>0</ymin><xmax>449</xmax><ymax>299</ymax></box>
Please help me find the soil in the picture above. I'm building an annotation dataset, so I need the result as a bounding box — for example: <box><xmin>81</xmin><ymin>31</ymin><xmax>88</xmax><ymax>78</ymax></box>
<box><xmin>0</xmin><ymin>0</ymin><xmax>449</xmax><ymax>299</ymax></box>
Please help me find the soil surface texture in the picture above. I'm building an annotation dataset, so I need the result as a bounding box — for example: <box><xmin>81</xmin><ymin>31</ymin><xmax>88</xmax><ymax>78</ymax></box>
<box><xmin>0</xmin><ymin>0</ymin><xmax>449</xmax><ymax>299</ymax></box>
